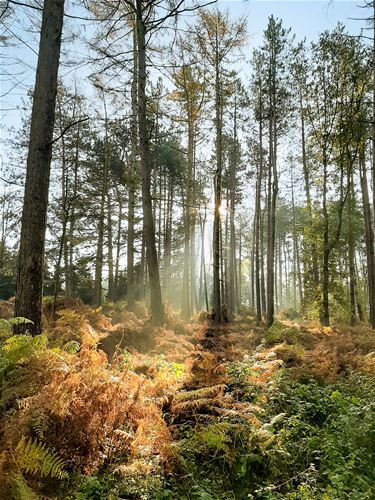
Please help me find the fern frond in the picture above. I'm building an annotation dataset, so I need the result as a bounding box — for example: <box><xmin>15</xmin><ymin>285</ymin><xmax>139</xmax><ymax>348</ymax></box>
<box><xmin>62</xmin><ymin>340</ymin><xmax>80</xmax><ymax>353</ymax></box>
<box><xmin>2</xmin><ymin>334</ymin><xmax>48</xmax><ymax>364</ymax></box>
<box><xmin>175</xmin><ymin>384</ymin><xmax>226</xmax><ymax>402</ymax></box>
<box><xmin>11</xmin><ymin>472</ymin><xmax>38</xmax><ymax>500</ymax></box>
<box><xmin>16</xmin><ymin>436</ymin><xmax>68</xmax><ymax>479</ymax></box>
<box><xmin>32</xmin><ymin>414</ymin><xmax>50</xmax><ymax>440</ymax></box>
<box><xmin>173</xmin><ymin>397</ymin><xmax>215</xmax><ymax>414</ymax></box>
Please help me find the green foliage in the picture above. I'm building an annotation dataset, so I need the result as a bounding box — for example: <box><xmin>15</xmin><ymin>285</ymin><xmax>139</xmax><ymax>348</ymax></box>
<box><xmin>173</xmin><ymin>418</ymin><xmax>267</xmax><ymax>498</ymax></box>
<box><xmin>11</xmin><ymin>472</ymin><xmax>38</xmax><ymax>500</ymax></box>
<box><xmin>265</xmin><ymin>320</ymin><xmax>300</xmax><ymax>346</ymax></box>
<box><xmin>63</xmin><ymin>340</ymin><xmax>81</xmax><ymax>353</ymax></box>
<box><xmin>169</xmin><ymin>369</ymin><xmax>375</xmax><ymax>499</ymax></box>
<box><xmin>0</xmin><ymin>331</ymin><xmax>49</xmax><ymax>400</ymax></box>
<box><xmin>2</xmin><ymin>334</ymin><xmax>48</xmax><ymax>364</ymax></box>
<box><xmin>66</xmin><ymin>473</ymin><xmax>168</xmax><ymax>500</ymax></box>
<box><xmin>260</xmin><ymin>373</ymin><xmax>375</xmax><ymax>498</ymax></box>
<box><xmin>195</xmin><ymin>422</ymin><xmax>232</xmax><ymax>457</ymax></box>
<box><xmin>227</xmin><ymin>357</ymin><xmax>263</xmax><ymax>401</ymax></box>
<box><xmin>16</xmin><ymin>436</ymin><xmax>68</xmax><ymax>480</ymax></box>
<box><xmin>70</xmin><ymin>476</ymin><xmax>113</xmax><ymax>500</ymax></box>
<box><xmin>155</xmin><ymin>354</ymin><xmax>185</xmax><ymax>380</ymax></box>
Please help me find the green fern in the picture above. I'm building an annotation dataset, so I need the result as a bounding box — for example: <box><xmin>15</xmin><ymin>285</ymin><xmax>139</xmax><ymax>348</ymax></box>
<box><xmin>16</xmin><ymin>436</ymin><xmax>68</xmax><ymax>480</ymax></box>
<box><xmin>2</xmin><ymin>334</ymin><xmax>48</xmax><ymax>364</ymax></box>
<box><xmin>196</xmin><ymin>422</ymin><xmax>232</xmax><ymax>456</ymax></box>
<box><xmin>62</xmin><ymin>340</ymin><xmax>81</xmax><ymax>353</ymax></box>
<box><xmin>10</xmin><ymin>472</ymin><xmax>38</xmax><ymax>500</ymax></box>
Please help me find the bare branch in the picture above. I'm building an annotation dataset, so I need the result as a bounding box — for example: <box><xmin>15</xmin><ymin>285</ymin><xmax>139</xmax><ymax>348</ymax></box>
<box><xmin>48</xmin><ymin>117</ymin><xmax>89</xmax><ymax>146</ymax></box>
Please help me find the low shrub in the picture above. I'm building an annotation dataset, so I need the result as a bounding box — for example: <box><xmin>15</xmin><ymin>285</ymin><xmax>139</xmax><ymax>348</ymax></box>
<box><xmin>258</xmin><ymin>373</ymin><xmax>375</xmax><ymax>498</ymax></box>
<box><xmin>0</xmin><ymin>329</ymin><xmax>173</xmax><ymax>497</ymax></box>
<box><xmin>265</xmin><ymin>320</ymin><xmax>300</xmax><ymax>346</ymax></box>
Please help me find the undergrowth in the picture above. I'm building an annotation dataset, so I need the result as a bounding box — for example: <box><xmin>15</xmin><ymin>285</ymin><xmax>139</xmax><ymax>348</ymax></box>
<box><xmin>0</xmin><ymin>306</ymin><xmax>375</xmax><ymax>499</ymax></box>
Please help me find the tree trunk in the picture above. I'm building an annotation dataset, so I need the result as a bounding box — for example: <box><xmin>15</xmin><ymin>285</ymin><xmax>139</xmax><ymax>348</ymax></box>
<box><xmin>65</xmin><ymin>129</ymin><xmax>79</xmax><ymax>298</ymax></box>
<box><xmin>260</xmin><ymin>205</ymin><xmax>267</xmax><ymax>316</ymax></box>
<box><xmin>52</xmin><ymin>107</ymin><xmax>70</xmax><ymax>319</ymax></box>
<box><xmin>127</xmin><ymin>24</ymin><xmax>137</xmax><ymax>306</ymax></box>
<box><xmin>94</xmin><ymin>93</ymin><xmax>109</xmax><ymax>307</ymax></box>
<box><xmin>348</xmin><ymin>176</ymin><xmax>356</xmax><ymax>325</ymax></box>
<box><xmin>266</xmin><ymin>110</ymin><xmax>278</xmax><ymax>327</ymax></box>
<box><xmin>107</xmin><ymin>193</ymin><xmax>114</xmax><ymax>301</ymax></box>
<box><xmin>254</xmin><ymin>106</ymin><xmax>263</xmax><ymax>325</ymax></box>
<box><xmin>320</xmin><ymin>152</ymin><xmax>330</xmax><ymax>326</ymax></box>
<box><xmin>14</xmin><ymin>0</ymin><xmax>65</xmax><ymax>334</ymax></box>
<box><xmin>114</xmin><ymin>189</ymin><xmax>122</xmax><ymax>301</ymax></box>
<box><xmin>360</xmin><ymin>149</ymin><xmax>375</xmax><ymax>328</ymax></box>
<box><xmin>181</xmin><ymin>188</ymin><xmax>190</xmax><ymax>318</ymax></box>
<box><xmin>300</xmin><ymin>92</ymin><xmax>319</xmax><ymax>290</ymax></box>
<box><xmin>213</xmin><ymin>35</ymin><xmax>223</xmax><ymax>323</ymax></box>
<box><xmin>163</xmin><ymin>181</ymin><xmax>173</xmax><ymax>301</ymax></box>
<box><xmin>93</xmin><ymin>176</ymin><xmax>106</xmax><ymax>306</ymax></box>
<box><xmin>190</xmin><ymin>135</ymin><xmax>197</xmax><ymax>315</ymax></box>
<box><xmin>136</xmin><ymin>2</ymin><xmax>164</xmax><ymax>325</ymax></box>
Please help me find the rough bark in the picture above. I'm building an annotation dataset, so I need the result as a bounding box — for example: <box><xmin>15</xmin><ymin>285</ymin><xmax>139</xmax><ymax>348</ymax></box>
<box><xmin>14</xmin><ymin>0</ymin><xmax>65</xmax><ymax>334</ymax></box>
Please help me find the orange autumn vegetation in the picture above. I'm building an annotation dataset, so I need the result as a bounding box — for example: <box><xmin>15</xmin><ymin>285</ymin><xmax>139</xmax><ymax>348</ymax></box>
<box><xmin>0</xmin><ymin>299</ymin><xmax>199</xmax><ymax>495</ymax></box>
<box><xmin>0</xmin><ymin>299</ymin><xmax>375</xmax><ymax>497</ymax></box>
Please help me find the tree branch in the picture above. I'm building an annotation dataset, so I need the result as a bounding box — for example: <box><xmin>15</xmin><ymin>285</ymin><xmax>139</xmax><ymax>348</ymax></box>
<box><xmin>48</xmin><ymin>117</ymin><xmax>89</xmax><ymax>146</ymax></box>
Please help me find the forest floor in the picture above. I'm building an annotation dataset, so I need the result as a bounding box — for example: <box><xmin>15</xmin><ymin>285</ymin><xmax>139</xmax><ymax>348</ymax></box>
<box><xmin>0</xmin><ymin>300</ymin><xmax>375</xmax><ymax>499</ymax></box>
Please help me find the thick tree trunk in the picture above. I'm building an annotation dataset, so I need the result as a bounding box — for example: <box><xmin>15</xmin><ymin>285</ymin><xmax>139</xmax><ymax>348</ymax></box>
<box><xmin>136</xmin><ymin>3</ymin><xmax>164</xmax><ymax>325</ymax></box>
<box><xmin>14</xmin><ymin>0</ymin><xmax>65</xmax><ymax>334</ymax></box>
<box><xmin>373</xmin><ymin>5</ymin><xmax>375</xmax><ymax>231</ymax></box>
